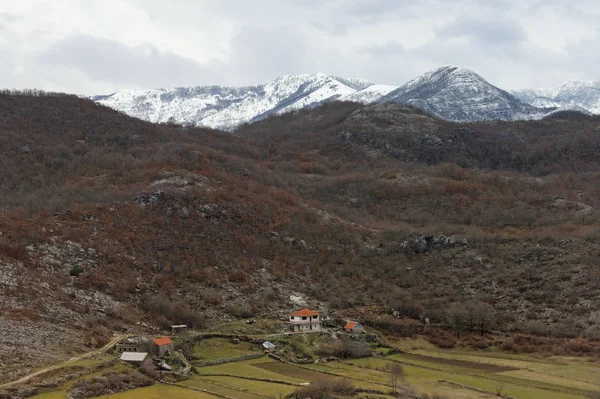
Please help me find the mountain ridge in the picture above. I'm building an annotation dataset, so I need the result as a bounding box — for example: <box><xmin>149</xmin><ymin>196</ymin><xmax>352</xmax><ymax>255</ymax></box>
<box><xmin>512</xmin><ymin>80</ymin><xmax>600</xmax><ymax>115</ymax></box>
<box><xmin>93</xmin><ymin>67</ymin><xmax>598</xmax><ymax>130</ymax></box>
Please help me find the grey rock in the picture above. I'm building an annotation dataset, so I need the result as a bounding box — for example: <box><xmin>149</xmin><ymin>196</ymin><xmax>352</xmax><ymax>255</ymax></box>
<box><xmin>179</xmin><ymin>207</ymin><xmax>190</xmax><ymax>218</ymax></box>
<box><xmin>135</xmin><ymin>192</ymin><xmax>164</xmax><ymax>208</ymax></box>
<box><xmin>283</xmin><ymin>237</ymin><xmax>296</xmax><ymax>245</ymax></box>
<box><xmin>18</xmin><ymin>145</ymin><xmax>32</xmax><ymax>154</ymax></box>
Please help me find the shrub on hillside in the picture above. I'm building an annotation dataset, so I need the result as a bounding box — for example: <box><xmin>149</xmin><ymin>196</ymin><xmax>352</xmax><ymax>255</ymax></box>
<box><xmin>70</xmin><ymin>371</ymin><xmax>152</xmax><ymax>398</ymax></box>
<box><xmin>424</xmin><ymin>328</ymin><xmax>457</xmax><ymax>349</ymax></box>
<box><xmin>317</xmin><ymin>336</ymin><xmax>371</xmax><ymax>359</ymax></box>
<box><xmin>142</xmin><ymin>294</ymin><xmax>205</xmax><ymax>329</ymax></box>
<box><xmin>291</xmin><ymin>378</ymin><xmax>354</xmax><ymax>399</ymax></box>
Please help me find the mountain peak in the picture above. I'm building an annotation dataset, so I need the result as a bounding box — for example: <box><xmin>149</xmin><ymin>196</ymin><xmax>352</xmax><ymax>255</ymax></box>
<box><xmin>380</xmin><ymin>65</ymin><xmax>544</xmax><ymax>122</ymax></box>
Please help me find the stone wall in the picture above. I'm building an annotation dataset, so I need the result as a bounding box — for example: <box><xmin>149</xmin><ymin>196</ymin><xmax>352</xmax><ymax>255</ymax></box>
<box><xmin>194</xmin><ymin>353</ymin><xmax>264</xmax><ymax>367</ymax></box>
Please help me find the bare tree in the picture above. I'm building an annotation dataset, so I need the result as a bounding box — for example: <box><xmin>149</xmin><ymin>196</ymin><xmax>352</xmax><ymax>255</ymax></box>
<box><xmin>448</xmin><ymin>306</ymin><xmax>467</xmax><ymax>338</ymax></box>
<box><xmin>387</xmin><ymin>362</ymin><xmax>404</xmax><ymax>393</ymax></box>
<box><xmin>472</xmin><ymin>302</ymin><xmax>496</xmax><ymax>336</ymax></box>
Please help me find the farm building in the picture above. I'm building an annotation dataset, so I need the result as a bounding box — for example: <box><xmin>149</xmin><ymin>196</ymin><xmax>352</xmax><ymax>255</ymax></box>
<box><xmin>119</xmin><ymin>352</ymin><xmax>148</xmax><ymax>363</ymax></box>
<box><xmin>152</xmin><ymin>336</ymin><xmax>174</xmax><ymax>357</ymax></box>
<box><xmin>170</xmin><ymin>324</ymin><xmax>187</xmax><ymax>334</ymax></box>
<box><xmin>288</xmin><ymin>309</ymin><xmax>321</xmax><ymax>332</ymax></box>
<box><xmin>115</xmin><ymin>336</ymin><xmax>151</xmax><ymax>353</ymax></box>
<box><xmin>344</xmin><ymin>321</ymin><xmax>364</xmax><ymax>334</ymax></box>
<box><xmin>262</xmin><ymin>341</ymin><xmax>276</xmax><ymax>351</ymax></box>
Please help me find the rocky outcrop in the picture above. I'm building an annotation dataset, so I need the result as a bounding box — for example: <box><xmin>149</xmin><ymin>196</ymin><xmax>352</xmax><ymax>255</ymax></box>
<box><xmin>401</xmin><ymin>233</ymin><xmax>463</xmax><ymax>254</ymax></box>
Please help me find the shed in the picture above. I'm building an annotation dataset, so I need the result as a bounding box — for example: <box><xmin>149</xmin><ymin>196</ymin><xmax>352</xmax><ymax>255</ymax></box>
<box><xmin>170</xmin><ymin>325</ymin><xmax>187</xmax><ymax>334</ymax></box>
<box><xmin>152</xmin><ymin>336</ymin><xmax>174</xmax><ymax>357</ymax></box>
<box><xmin>344</xmin><ymin>321</ymin><xmax>364</xmax><ymax>334</ymax></box>
<box><xmin>120</xmin><ymin>352</ymin><xmax>148</xmax><ymax>363</ymax></box>
<box><xmin>262</xmin><ymin>341</ymin><xmax>276</xmax><ymax>351</ymax></box>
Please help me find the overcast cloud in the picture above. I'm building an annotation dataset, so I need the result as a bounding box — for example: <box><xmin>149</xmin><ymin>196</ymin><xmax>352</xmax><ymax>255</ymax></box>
<box><xmin>0</xmin><ymin>0</ymin><xmax>598</xmax><ymax>94</ymax></box>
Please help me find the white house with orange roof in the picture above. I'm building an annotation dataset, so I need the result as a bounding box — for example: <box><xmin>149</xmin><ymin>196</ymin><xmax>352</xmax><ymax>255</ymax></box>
<box><xmin>288</xmin><ymin>309</ymin><xmax>321</xmax><ymax>332</ymax></box>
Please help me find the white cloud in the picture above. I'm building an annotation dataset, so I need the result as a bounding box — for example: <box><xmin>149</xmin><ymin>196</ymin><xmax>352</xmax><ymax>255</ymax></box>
<box><xmin>0</xmin><ymin>0</ymin><xmax>598</xmax><ymax>94</ymax></box>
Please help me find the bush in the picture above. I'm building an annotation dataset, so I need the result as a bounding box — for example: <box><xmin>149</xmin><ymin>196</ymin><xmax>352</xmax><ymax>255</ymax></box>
<box><xmin>70</xmin><ymin>371</ymin><xmax>152</xmax><ymax>398</ymax></box>
<box><xmin>424</xmin><ymin>328</ymin><xmax>457</xmax><ymax>349</ymax></box>
<box><xmin>142</xmin><ymin>294</ymin><xmax>205</xmax><ymax>329</ymax></box>
<box><xmin>292</xmin><ymin>378</ymin><xmax>354</xmax><ymax>399</ymax></box>
<box><xmin>70</xmin><ymin>265</ymin><xmax>84</xmax><ymax>276</ymax></box>
<box><xmin>317</xmin><ymin>336</ymin><xmax>371</xmax><ymax>358</ymax></box>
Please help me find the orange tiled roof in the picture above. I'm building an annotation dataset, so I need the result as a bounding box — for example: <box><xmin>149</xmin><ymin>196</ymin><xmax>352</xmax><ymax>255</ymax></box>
<box><xmin>345</xmin><ymin>321</ymin><xmax>358</xmax><ymax>330</ymax></box>
<box><xmin>153</xmin><ymin>336</ymin><xmax>173</xmax><ymax>346</ymax></box>
<box><xmin>290</xmin><ymin>309</ymin><xmax>319</xmax><ymax>317</ymax></box>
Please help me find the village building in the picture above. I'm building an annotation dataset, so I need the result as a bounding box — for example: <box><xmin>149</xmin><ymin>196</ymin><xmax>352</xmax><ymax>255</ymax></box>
<box><xmin>289</xmin><ymin>309</ymin><xmax>321</xmax><ymax>333</ymax></box>
<box><xmin>152</xmin><ymin>336</ymin><xmax>174</xmax><ymax>357</ymax></box>
<box><xmin>115</xmin><ymin>336</ymin><xmax>151</xmax><ymax>353</ymax></box>
<box><xmin>344</xmin><ymin>321</ymin><xmax>364</xmax><ymax>334</ymax></box>
<box><xmin>170</xmin><ymin>324</ymin><xmax>187</xmax><ymax>334</ymax></box>
<box><xmin>262</xmin><ymin>341</ymin><xmax>276</xmax><ymax>351</ymax></box>
<box><xmin>119</xmin><ymin>352</ymin><xmax>148</xmax><ymax>364</ymax></box>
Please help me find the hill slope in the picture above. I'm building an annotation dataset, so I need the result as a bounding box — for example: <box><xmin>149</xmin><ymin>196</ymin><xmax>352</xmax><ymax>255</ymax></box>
<box><xmin>2</xmin><ymin>93</ymin><xmax>600</xmax><ymax>381</ymax></box>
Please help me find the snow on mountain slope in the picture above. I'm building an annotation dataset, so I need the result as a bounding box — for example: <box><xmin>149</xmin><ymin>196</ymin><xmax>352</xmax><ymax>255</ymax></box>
<box><xmin>94</xmin><ymin>73</ymin><xmax>373</xmax><ymax>130</ymax></box>
<box><xmin>94</xmin><ymin>68</ymin><xmax>600</xmax><ymax>130</ymax></box>
<box><xmin>543</xmin><ymin>104</ymin><xmax>593</xmax><ymax>117</ymax></box>
<box><xmin>341</xmin><ymin>84</ymin><xmax>398</xmax><ymax>103</ymax></box>
<box><xmin>380</xmin><ymin>66</ymin><xmax>550</xmax><ymax>122</ymax></box>
<box><xmin>513</xmin><ymin>80</ymin><xmax>600</xmax><ymax>115</ymax></box>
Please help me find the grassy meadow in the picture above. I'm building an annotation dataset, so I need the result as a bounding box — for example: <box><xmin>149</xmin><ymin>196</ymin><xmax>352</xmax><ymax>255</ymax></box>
<box><xmin>18</xmin><ymin>336</ymin><xmax>600</xmax><ymax>399</ymax></box>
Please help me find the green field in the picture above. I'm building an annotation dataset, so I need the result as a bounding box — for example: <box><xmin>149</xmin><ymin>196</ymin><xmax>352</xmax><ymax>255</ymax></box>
<box><xmin>192</xmin><ymin>337</ymin><xmax>261</xmax><ymax>362</ymax></box>
<box><xmin>21</xmin><ymin>336</ymin><xmax>600</xmax><ymax>399</ymax></box>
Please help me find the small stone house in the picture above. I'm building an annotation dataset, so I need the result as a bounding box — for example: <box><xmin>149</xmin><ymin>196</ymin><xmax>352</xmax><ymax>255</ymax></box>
<box><xmin>289</xmin><ymin>309</ymin><xmax>321</xmax><ymax>332</ymax></box>
<box><xmin>344</xmin><ymin>321</ymin><xmax>364</xmax><ymax>334</ymax></box>
<box><xmin>152</xmin><ymin>336</ymin><xmax>174</xmax><ymax>357</ymax></box>
<box><xmin>116</xmin><ymin>336</ymin><xmax>150</xmax><ymax>353</ymax></box>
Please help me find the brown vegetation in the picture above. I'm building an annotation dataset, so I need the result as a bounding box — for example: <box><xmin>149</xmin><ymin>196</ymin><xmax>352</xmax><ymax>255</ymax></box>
<box><xmin>290</xmin><ymin>378</ymin><xmax>355</xmax><ymax>399</ymax></box>
<box><xmin>1</xmin><ymin>92</ymin><xmax>600</xmax><ymax>372</ymax></box>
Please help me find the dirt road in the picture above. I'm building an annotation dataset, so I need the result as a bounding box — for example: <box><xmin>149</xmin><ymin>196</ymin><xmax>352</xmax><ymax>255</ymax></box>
<box><xmin>0</xmin><ymin>334</ymin><xmax>127</xmax><ymax>389</ymax></box>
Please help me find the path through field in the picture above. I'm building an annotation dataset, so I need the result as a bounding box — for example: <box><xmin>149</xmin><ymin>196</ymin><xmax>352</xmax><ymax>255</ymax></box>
<box><xmin>0</xmin><ymin>334</ymin><xmax>127</xmax><ymax>389</ymax></box>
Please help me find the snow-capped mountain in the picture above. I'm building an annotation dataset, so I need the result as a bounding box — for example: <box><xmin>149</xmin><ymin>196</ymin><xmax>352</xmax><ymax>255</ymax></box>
<box><xmin>93</xmin><ymin>67</ymin><xmax>599</xmax><ymax>130</ymax></box>
<box><xmin>93</xmin><ymin>73</ymin><xmax>388</xmax><ymax>131</ymax></box>
<box><xmin>380</xmin><ymin>66</ymin><xmax>550</xmax><ymax>122</ymax></box>
<box><xmin>342</xmin><ymin>84</ymin><xmax>398</xmax><ymax>104</ymax></box>
<box><xmin>512</xmin><ymin>80</ymin><xmax>600</xmax><ymax>115</ymax></box>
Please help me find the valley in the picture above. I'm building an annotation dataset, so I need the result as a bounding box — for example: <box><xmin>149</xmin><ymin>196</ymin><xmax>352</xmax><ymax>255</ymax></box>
<box><xmin>3</xmin><ymin>323</ymin><xmax>599</xmax><ymax>399</ymax></box>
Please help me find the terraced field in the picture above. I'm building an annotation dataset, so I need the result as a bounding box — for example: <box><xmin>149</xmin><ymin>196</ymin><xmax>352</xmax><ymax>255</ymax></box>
<box><xmin>15</xmin><ymin>337</ymin><xmax>600</xmax><ymax>399</ymax></box>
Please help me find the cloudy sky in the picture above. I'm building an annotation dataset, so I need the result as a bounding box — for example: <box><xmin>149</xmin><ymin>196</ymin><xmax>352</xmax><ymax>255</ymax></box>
<box><xmin>0</xmin><ymin>0</ymin><xmax>599</xmax><ymax>95</ymax></box>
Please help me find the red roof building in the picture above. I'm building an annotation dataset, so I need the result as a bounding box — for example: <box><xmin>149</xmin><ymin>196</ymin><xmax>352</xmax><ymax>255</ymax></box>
<box><xmin>344</xmin><ymin>321</ymin><xmax>358</xmax><ymax>330</ymax></box>
<box><xmin>290</xmin><ymin>309</ymin><xmax>320</xmax><ymax>317</ymax></box>
<box><xmin>152</xmin><ymin>336</ymin><xmax>174</xmax><ymax>357</ymax></box>
<box><xmin>153</xmin><ymin>336</ymin><xmax>173</xmax><ymax>346</ymax></box>
<box><xmin>344</xmin><ymin>320</ymin><xmax>364</xmax><ymax>334</ymax></box>
<box><xmin>289</xmin><ymin>309</ymin><xmax>321</xmax><ymax>333</ymax></box>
